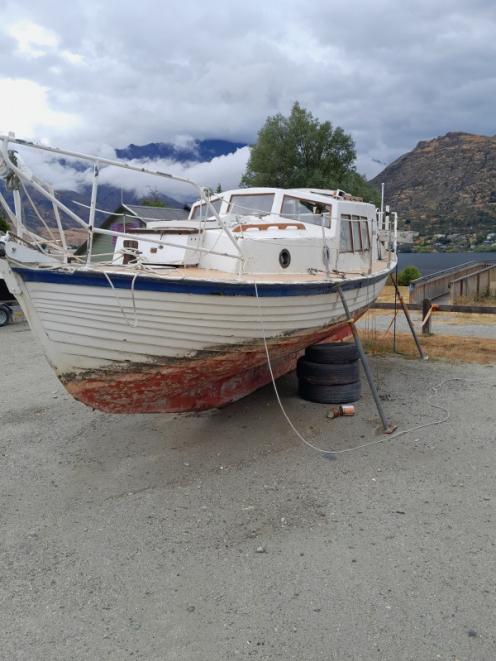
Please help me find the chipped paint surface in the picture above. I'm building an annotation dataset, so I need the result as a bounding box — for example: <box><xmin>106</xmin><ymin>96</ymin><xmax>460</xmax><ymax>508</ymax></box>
<box><xmin>63</xmin><ymin>320</ymin><xmax>355</xmax><ymax>413</ymax></box>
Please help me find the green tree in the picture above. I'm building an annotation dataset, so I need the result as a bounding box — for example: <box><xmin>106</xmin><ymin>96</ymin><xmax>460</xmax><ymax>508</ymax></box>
<box><xmin>339</xmin><ymin>171</ymin><xmax>381</xmax><ymax>206</ymax></box>
<box><xmin>397</xmin><ymin>266</ymin><xmax>421</xmax><ymax>286</ymax></box>
<box><xmin>241</xmin><ymin>102</ymin><xmax>379</xmax><ymax>204</ymax></box>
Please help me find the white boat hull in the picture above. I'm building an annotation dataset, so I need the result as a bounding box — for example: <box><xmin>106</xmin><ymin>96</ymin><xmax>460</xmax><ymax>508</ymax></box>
<box><xmin>6</xmin><ymin>265</ymin><xmax>392</xmax><ymax>412</ymax></box>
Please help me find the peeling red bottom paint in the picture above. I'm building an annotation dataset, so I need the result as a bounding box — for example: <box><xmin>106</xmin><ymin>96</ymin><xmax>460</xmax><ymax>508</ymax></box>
<box><xmin>63</xmin><ymin>320</ymin><xmax>357</xmax><ymax>414</ymax></box>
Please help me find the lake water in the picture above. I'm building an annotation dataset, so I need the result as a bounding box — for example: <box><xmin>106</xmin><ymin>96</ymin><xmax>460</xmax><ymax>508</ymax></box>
<box><xmin>397</xmin><ymin>252</ymin><xmax>496</xmax><ymax>276</ymax></box>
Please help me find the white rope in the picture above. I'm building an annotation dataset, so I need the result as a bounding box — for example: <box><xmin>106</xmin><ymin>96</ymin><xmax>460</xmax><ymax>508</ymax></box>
<box><xmin>253</xmin><ymin>281</ymin><xmax>492</xmax><ymax>457</ymax></box>
<box><xmin>253</xmin><ymin>281</ymin><xmax>329</xmax><ymax>453</ymax></box>
<box><xmin>103</xmin><ymin>271</ymin><xmax>139</xmax><ymax>328</ymax></box>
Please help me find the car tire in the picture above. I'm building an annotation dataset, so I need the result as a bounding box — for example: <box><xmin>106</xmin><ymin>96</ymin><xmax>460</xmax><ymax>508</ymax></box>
<box><xmin>305</xmin><ymin>341</ymin><xmax>359</xmax><ymax>364</ymax></box>
<box><xmin>297</xmin><ymin>357</ymin><xmax>359</xmax><ymax>385</ymax></box>
<box><xmin>0</xmin><ymin>304</ymin><xmax>11</xmax><ymax>327</ymax></box>
<box><xmin>298</xmin><ymin>380</ymin><xmax>361</xmax><ymax>404</ymax></box>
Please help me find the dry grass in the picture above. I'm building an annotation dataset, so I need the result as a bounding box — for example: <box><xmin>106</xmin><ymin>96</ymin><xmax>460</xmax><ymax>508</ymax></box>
<box><xmin>452</xmin><ymin>294</ymin><xmax>496</xmax><ymax>307</ymax></box>
<box><xmin>362</xmin><ymin>329</ymin><xmax>496</xmax><ymax>364</ymax></box>
<box><xmin>377</xmin><ymin>285</ymin><xmax>410</xmax><ymax>303</ymax></box>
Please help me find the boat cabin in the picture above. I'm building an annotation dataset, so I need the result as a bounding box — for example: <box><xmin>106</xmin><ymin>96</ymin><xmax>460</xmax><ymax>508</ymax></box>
<box><xmin>112</xmin><ymin>187</ymin><xmax>381</xmax><ymax>276</ymax></box>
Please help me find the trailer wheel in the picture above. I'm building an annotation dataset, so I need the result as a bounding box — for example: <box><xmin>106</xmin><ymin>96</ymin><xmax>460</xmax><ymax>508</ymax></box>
<box><xmin>305</xmin><ymin>342</ymin><xmax>359</xmax><ymax>364</ymax></box>
<box><xmin>297</xmin><ymin>357</ymin><xmax>360</xmax><ymax>385</ymax></box>
<box><xmin>298</xmin><ymin>380</ymin><xmax>361</xmax><ymax>404</ymax></box>
<box><xmin>0</xmin><ymin>305</ymin><xmax>10</xmax><ymax>327</ymax></box>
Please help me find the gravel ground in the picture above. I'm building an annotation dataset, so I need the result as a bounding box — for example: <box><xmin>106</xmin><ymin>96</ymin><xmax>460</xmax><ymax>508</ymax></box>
<box><xmin>1</xmin><ymin>323</ymin><xmax>496</xmax><ymax>661</ymax></box>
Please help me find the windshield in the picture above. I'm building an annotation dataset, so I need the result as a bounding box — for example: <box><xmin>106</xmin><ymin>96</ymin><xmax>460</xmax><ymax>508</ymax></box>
<box><xmin>228</xmin><ymin>193</ymin><xmax>274</xmax><ymax>216</ymax></box>
<box><xmin>191</xmin><ymin>198</ymin><xmax>222</xmax><ymax>219</ymax></box>
<box><xmin>281</xmin><ymin>196</ymin><xmax>331</xmax><ymax>227</ymax></box>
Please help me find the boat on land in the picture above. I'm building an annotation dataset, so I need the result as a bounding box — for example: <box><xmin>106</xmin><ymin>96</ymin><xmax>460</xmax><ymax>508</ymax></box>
<box><xmin>0</xmin><ymin>134</ymin><xmax>398</xmax><ymax>413</ymax></box>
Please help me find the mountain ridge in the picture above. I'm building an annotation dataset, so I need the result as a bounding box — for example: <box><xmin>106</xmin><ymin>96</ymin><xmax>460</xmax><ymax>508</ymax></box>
<box><xmin>115</xmin><ymin>139</ymin><xmax>247</xmax><ymax>162</ymax></box>
<box><xmin>371</xmin><ymin>132</ymin><xmax>496</xmax><ymax>235</ymax></box>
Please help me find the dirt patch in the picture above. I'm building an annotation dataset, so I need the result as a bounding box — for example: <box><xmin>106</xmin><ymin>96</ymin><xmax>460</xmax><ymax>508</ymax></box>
<box><xmin>362</xmin><ymin>329</ymin><xmax>496</xmax><ymax>364</ymax></box>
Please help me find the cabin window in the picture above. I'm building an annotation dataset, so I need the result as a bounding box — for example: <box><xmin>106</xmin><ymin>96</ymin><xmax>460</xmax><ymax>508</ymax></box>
<box><xmin>339</xmin><ymin>218</ymin><xmax>353</xmax><ymax>252</ymax></box>
<box><xmin>228</xmin><ymin>193</ymin><xmax>274</xmax><ymax>216</ymax></box>
<box><xmin>281</xmin><ymin>196</ymin><xmax>331</xmax><ymax>227</ymax></box>
<box><xmin>351</xmin><ymin>222</ymin><xmax>362</xmax><ymax>252</ymax></box>
<box><xmin>360</xmin><ymin>221</ymin><xmax>370</xmax><ymax>251</ymax></box>
<box><xmin>191</xmin><ymin>198</ymin><xmax>222</xmax><ymax>219</ymax></box>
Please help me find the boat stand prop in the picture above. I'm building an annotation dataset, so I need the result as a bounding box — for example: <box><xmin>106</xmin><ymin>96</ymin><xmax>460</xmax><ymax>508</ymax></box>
<box><xmin>390</xmin><ymin>274</ymin><xmax>428</xmax><ymax>360</ymax></box>
<box><xmin>336</xmin><ymin>286</ymin><xmax>397</xmax><ymax>434</ymax></box>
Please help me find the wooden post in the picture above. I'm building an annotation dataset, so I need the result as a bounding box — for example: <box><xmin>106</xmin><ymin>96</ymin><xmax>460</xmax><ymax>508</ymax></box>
<box><xmin>422</xmin><ymin>298</ymin><xmax>432</xmax><ymax>335</ymax></box>
<box><xmin>390</xmin><ymin>274</ymin><xmax>428</xmax><ymax>360</ymax></box>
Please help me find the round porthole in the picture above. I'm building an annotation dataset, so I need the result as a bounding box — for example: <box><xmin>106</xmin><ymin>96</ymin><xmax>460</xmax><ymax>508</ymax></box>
<box><xmin>279</xmin><ymin>249</ymin><xmax>291</xmax><ymax>268</ymax></box>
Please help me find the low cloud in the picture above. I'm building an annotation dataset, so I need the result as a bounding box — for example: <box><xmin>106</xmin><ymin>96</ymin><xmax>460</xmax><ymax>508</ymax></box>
<box><xmin>15</xmin><ymin>144</ymin><xmax>251</xmax><ymax>202</ymax></box>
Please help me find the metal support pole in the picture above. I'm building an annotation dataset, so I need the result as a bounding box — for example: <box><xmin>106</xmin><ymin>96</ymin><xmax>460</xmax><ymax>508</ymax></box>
<box><xmin>422</xmin><ymin>298</ymin><xmax>433</xmax><ymax>336</ymax></box>
<box><xmin>12</xmin><ymin>189</ymin><xmax>24</xmax><ymax>238</ymax></box>
<box><xmin>386</xmin><ymin>205</ymin><xmax>392</xmax><ymax>269</ymax></box>
<box><xmin>49</xmin><ymin>185</ymin><xmax>68</xmax><ymax>263</ymax></box>
<box><xmin>336</xmin><ymin>286</ymin><xmax>397</xmax><ymax>433</ymax></box>
<box><xmin>85</xmin><ymin>162</ymin><xmax>99</xmax><ymax>267</ymax></box>
<box><xmin>390</xmin><ymin>274</ymin><xmax>429</xmax><ymax>359</ymax></box>
<box><xmin>393</xmin><ymin>264</ymin><xmax>398</xmax><ymax>353</ymax></box>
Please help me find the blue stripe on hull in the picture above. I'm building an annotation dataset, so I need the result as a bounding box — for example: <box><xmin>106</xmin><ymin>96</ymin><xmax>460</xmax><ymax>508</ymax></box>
<box><xmin>13</xmin><ymin>266</ymin><xmax>390</xmax><ymax>297</ymax></box>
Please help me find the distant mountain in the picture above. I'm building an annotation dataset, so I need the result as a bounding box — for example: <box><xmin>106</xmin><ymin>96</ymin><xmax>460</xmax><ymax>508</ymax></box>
<box><xmin>371</xmin><ymin>132</ymin><xmax>496</xmax><ymax>234</ymax></box>
<box><xmin>115</xmin><ymin>139</ymin><xmax>247</xmax><ymax>162</ymax></box>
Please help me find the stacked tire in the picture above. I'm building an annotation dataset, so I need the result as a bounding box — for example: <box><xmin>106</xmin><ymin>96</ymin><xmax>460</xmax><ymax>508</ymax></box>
<box><xmin>297</xmin><ymin>342</ymin><xmax>361</xmax><ymax>404</ymax></box>
<box><xmin>0</xmin><ymin>304</ymin><xmax>11</xmax><ymax>328</ymax></box>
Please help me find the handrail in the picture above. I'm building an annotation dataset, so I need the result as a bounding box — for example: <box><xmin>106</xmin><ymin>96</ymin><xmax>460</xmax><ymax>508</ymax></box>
<box><xmin>410</xmin><ymin>261</ymin><xmax>488</xmax><ymax>286</ymax></box>
<box><xmin>0</xmin><ymin>133</ymin><xmax>244</xmax><ymax>263</ymax></box>
<box><xmin>448</xmin><ymin>263</ymin><xmax>496</xmax><ymax>285</ymax></box>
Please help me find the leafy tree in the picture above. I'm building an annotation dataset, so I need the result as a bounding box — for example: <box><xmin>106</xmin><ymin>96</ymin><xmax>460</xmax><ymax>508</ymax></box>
<box><xmin>397</xmin><ymin>266</ymin><xmax>421</xmax><ymax>286</ymax></box>
<box><xmin>339</xmin><ymin>171</ymin><xmax>381</xmax><ymax>206</ymax></box>
<box><xmin>241</xmin><ymin>102</ymin><xmax>379</xmax><ymax>204</ymax></box>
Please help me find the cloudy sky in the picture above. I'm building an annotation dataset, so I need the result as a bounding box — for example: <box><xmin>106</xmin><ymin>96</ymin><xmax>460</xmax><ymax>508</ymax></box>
<box><xmin>1</xmin><ymin>0</ymin><xmax>495</xmax><ymax>195</ymax></box>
